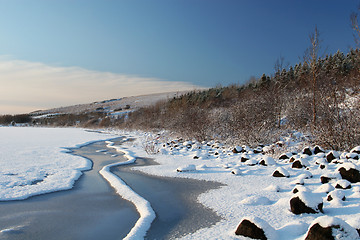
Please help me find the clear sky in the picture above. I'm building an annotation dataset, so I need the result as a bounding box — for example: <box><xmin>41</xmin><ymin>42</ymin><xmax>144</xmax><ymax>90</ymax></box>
<box><xmin>0</xmin><ymin>0</ymin><xmax>358</xmax><ymax>114</ymax></box>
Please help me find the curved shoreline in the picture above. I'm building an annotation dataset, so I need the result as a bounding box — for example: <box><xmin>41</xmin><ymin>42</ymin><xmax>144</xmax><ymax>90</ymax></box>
<box><xmin>99</xmin><ymin>141</ymin><xmax>156</xmax><ymax>240</ymax></box>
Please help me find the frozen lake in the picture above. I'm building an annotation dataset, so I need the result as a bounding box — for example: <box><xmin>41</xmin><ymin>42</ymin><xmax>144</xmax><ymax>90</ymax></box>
<box><xmin>0</xmin><ymin>139</ymin><xmax>139</xmax><ymax>240</ymax></box>
<box><xmin>0</xmin><ymin>138</ymin><xmax>222</xmax><ymax>239</ymax></box>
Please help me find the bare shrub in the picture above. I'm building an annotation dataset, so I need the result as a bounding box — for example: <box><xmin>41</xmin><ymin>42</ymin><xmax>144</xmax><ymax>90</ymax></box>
<box><xmin>141</xmin><ymin>135</ymin><xmax>160</xmax><ymax>155</ymax></box>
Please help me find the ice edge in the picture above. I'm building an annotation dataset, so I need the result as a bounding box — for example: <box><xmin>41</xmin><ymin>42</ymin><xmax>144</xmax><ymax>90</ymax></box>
<box><xmin>99</xmin><ymin>140</ymin><xmax>156</xmax><ymax>240</ymax></box>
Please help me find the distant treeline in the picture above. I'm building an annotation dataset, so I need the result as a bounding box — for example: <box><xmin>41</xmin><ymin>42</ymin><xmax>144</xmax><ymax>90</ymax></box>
<box><xmin>120</xmin><ymin>48</ymin><xmax>360</xmax><ymax>150</ymax></box>
<box><xmin>0</xmin><ymin>114</ymin><xmax>32</xmax><ymax>125</ymax></box>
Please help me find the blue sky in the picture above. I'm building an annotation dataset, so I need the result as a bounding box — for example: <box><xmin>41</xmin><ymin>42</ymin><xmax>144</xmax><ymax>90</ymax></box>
<box><xmin>0</xmin><ymin>0</ymin><xmax>358</xmax><ymax>114</ymax></box>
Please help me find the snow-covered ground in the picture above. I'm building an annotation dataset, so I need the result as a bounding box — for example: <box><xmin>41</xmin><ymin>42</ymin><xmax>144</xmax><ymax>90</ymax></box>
<box><xmin>111</xmin><ymin>130</ymin><xmax>360</xmax><ymax>240</ymax></box>
<box><xmin>1</xmin><ymin>126</ymin><xmax>360</xmax><ymax>239</ymax></box>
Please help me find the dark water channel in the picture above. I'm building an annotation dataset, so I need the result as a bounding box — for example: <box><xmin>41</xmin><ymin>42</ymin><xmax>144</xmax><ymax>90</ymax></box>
<box><xmin>0</xmin><ymin>138</ymin><xmax>223</xmax><ymax>240</ymax></box>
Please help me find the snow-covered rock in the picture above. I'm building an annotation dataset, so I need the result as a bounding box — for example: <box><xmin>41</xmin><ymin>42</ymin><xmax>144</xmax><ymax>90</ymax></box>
<box><xmin>290</xmin><ymin>192</ymin><xmax>323</xmax><ymax>214</ymax></box>
<box><xmin>259</xmin><ymin>156</ymin><xmax>276</xmax><ymax>166</ymax></box>
<box><xmin>235</xmin><ymin>217</ymin><xmax>277</xmax><ymax>240</ymax></box>
<box><xmin>334</xmin><ymin>179</ymin><xmax>352</xmax><ymax>189</ymax></box>
<box><xmin>176</xmin><ymin>164</ymin><xmax>196</xmax><ymax>172</ymax></box>
<box><xmin>305</xmin><ymin>216</ymin><xmax>359</xmax><ymax>240</ymax></box>
<box><xmin>272</xmin><ymin>167</ymin><xmax>290</xmax><ymax>178</ymax></box>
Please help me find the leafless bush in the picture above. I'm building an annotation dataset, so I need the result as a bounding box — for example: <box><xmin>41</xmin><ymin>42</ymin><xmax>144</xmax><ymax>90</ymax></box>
<box><xmin>141</xmin><ymin>135</ymin><xmax>160</xmax><ymax>155</ymax></box>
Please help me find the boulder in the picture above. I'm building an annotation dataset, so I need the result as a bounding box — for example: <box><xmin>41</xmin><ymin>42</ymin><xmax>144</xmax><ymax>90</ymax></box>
<box><xmin>305</xmin><ymin>216</ymin><xmax>359</xmax><ymax>240</ymax></box>
<box><xmin>346</xmin><ymin>152</ymin><xmax>359</xmax><ymax>160</ymax></box>
<box><xmin>292</xmin><ymin>185</ymin><xmax>309</xmax><ymax>194</ymax></box>
<box><xmin>327</xmin><ymin>189</ymin><xmax>346</xmax><ymax>202</ymax></box>
<box><xmin>176</xmin><ymin>164</ymin><xmax>196</xmax><ymax>172</ymax></box>
<box><xmin>259</xmin><ymin>156</ymin><xmax>276</xmax><ymax>166</ymax></box>
<box><xmin>290</xmin><ymin>192</ymin><xmax>323</xmax><ymax>215</ymax></box>
<box><xmin>235</xmin><ymin>219</ymin><xmax>267</xmax><ymax>239</ymax></box>
<box><xmin>235</xmin><ymin>217</ymin><xmax>277</xmax><ymax>240</ymax></box>
<box><xmin>272</xmin><ymin>167</ymin><xmax>290</xmax><ymax>178</ymax></box>
<box><xmin>305</xmin><ymin>223</ymin><xmax>334</xmax><ymax>240</ymax></box>
<box><xmin>314</xmin><ymin>145</ymin><xmax>325</xmax><ymax>155</ymax></box>
<box><xmin>338</xmin><ymin>166</ymin><xmax>360</xmax><ymax>183</ymax></box>
<box><xmin>302</xmin><ymin>147</ymin><xmax>313</xmax><ymax>156</ymax></box>
<box><xmin>232</xmin><ymin>146</ymin><xmax>243</xmax><ymax>153</ymax></box>
<box><xmin>320</xmin><ymin>176</ymin><xmax>333</xmax><ymax>184</ymax></box>
<box><xmin>292</xmin><ymin>160</ymin><xmax>305</xmax><ymax>169</ymax></box>
<box><xmin>253</xmin><ymin>147</ymin><xmax>263</xmax><ymax>154</ymax></box>
<box><xmin>231</xmin><ymin>169</ymin><xmax>241</xmax><ymax>175</ymax></box>
<box><xmin>326</xmin><ymin>151</ymin><xmax>338</xmax><ymax>163</ymax></box>
<box><xmin>350</xmin><ymin>146</ymin><xmax>360</xmax><ymax>154</ymax></box>
<box><xmin>279</xmin><ymin>153</ymin><xmax>290</xmax><ymax>160</ymax></box>
<box><xmin>241</xmin><ymin>153</ymin><xmax>250</xmax><ymax>162</ymax></box>
<box><xmin>334</xmin><ymin>179</ymin><xmax>351</xmax><ymax>189</ymax></box>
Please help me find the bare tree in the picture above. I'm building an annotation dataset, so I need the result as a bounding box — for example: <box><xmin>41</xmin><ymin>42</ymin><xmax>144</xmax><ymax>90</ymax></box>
<box><xmin>351</xmin><ymin>7</ymin><xmax>360</xmax><ymax>46</ymax></box>
<box><xmin>304</xmin><ymin>26</ymin><xmax>321</xmax><ymax>126</ymax></box>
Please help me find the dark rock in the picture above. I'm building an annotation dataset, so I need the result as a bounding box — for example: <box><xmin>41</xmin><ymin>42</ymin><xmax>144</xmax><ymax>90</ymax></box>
<box><xmin>327</xmin><ymin>194</ymin><xmax>346</xmax><ymax>202</ymax></box>
<box><xmin>292</xmin><ymin>160</ymin><xmax>304</xmax><ymax>169</ymax></box>
<box><xmin>326</xmin><ymin>152</ymin><xmax>337</xmax><ymax>163</ymax></box>
<box><xmin>290</xmin><ymin>196</ymin><xmax>323</xmax><ymax>215</ymax></box>
<box><xmin>272</xmin><ymin>169</ymin><xmax>289</xmax><ymax>178</ymax></box>
<box><xmin>351</xmin><ymin>147</ymin><xmax>360</xmax><ymax>154</ymax></box>
<box><xmin>338</xmin><ymin>167</ymin><xmax>360</xmax><ymax>183</ymax></box>
<box><xmin>314</xmin><ymin>146</ymin><xmax>325</xmax><ymax>155</ymax></box>
<box><xmin>235</xmin><ymin>219</ymin><xmax>267</xmax><ymax>240</ymax></box>
<box><xmin>279</xmin><ymin>154</ymin><xmax>289</xmax><ymax>160</ymax></box>
<box><xmin>289</xmin><ymin>156</ymin><xmax>296</xmax><ymax>162</ymax></box>
<box><xmin>303</xmin><ymin>147</ymin><xmax>313</xmax><ymax>156</ymax></box>
<box><xmin>305</xmin><ymin>223</ymin><xmax>335</xmax><ymax>240</ymax></box>
<box><xmin>305</xmin><ymin>218</ymin><xmax>359</xmax><ymax>240</ymax></box>
<box><xmin>259</xmin><ymin>160</ymin><xmax>266</xmax><ymax>166</ymax></box>
<box><xmin>254</xmin><ymin>148</ymin><xmax>263</xmax><ymax>154</ymax></box>
<box><xmin>241</xmin><ymin>157</ymin><xmax>249</xmax><ymax>162</ymax></box>
<box><xmin>232</xmin><ymin>148</ymin><xmax>240</xmax><ymax>153</ymax></box>
<box><xmin>193</xmin><ymin>156</ymin><xmax>199</xmax><ymax>159</ymax></box>
<box><xmin>320</xmin><ymin>176</ymin><xmax>332</xmax><ymax>184</ymax></box>
<box><xmin>320</xmin><ymin>165</ymin><xmax>326</xmax><ymax>169</ymax></box>
<box><xmin>232</xmin><ymin>146</ymin><xmax>243</xmax><ymax>153</ymax></box>
<box><xmin>335</xmin><ymin>183</ymin><xmax>351</xmax><ymax>190</ymax></box>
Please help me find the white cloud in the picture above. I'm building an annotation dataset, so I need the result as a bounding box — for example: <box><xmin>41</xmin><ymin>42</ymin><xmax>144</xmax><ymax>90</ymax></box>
<box><xmin>0</xmin><ymin>58</ymin><xmax>201</xmax><ymax>114</ymax></box>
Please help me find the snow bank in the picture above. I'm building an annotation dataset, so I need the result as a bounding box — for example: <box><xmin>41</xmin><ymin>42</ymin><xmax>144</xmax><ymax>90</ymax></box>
<box><xmin>99</xmin><ymin>140</ymin><xmax>155</xmax><ymax>240</ymax></box>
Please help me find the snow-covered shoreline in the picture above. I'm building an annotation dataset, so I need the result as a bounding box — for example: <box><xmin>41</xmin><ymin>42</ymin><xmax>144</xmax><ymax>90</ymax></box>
<box><xmin>1</xmin><ymin>127</ymin><xmax>360</xmax><ymax>239</ymax></box>
<box><xmin>110</xmin><ymin>130</ymin><xmax>360</xmax><ymax>239</ymax></box>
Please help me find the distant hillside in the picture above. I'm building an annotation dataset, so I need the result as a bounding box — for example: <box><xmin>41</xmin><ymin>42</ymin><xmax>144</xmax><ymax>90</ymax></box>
<box><xmin>30</xmin><ymin>91</ymin><xmax>189</xmax><ymax>116</ymax></box>
<box><xmin>121</xmin><ymin>49</ymin><xmax>360</xmax><ymax>150</ymax></box>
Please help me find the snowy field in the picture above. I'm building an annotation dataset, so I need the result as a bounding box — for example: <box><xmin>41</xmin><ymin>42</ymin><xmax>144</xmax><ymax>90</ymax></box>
<box><xmin>1</xmin><ymin>126</ymin><xmax>360</xmax><ymax>239</ymax></box>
